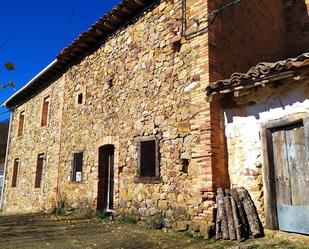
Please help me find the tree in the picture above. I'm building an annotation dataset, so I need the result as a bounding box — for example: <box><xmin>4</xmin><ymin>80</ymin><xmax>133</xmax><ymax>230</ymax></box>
<box><xmin>1</xmin><ymin>36</ymin><xmax>16</xmax><ymax>92</ymax></box>
<box><xmin>1</xmin><ymin>62</ymin><xmax>15</xmax><ymax>91</ymax></box>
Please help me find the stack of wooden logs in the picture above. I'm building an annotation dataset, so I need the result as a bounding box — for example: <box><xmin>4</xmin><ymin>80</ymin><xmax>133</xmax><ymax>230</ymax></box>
<box><xmin>215</xmin><ymin>187</ymin><xmax>263</xmax><ymax>242</ymax></box>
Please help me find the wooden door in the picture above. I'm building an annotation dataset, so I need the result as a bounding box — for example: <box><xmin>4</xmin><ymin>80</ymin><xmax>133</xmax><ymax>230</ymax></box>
<box><xmin>97</xmin><ymin>145</ymin><xmax>114</xmax><ymax>211</ymax></box>
<box><xmin>271</xmin><ymin>122</ymin><xmax>309</xmax><ymax>234</ymax></box>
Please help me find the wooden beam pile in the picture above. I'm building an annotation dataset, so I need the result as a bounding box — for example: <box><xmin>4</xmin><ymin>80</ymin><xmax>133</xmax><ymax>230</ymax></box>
<box><xmin>215</xmin><ymin>187</ymin><xmax>263</xmax><ymax>242</ymax></box>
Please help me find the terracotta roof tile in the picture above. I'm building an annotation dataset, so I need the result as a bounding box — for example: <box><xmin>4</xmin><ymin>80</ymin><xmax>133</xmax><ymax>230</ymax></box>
<box><xmin>207</xmin><ymin>52</ymin><xmax>309</xmax><ymax>96</ymax></box>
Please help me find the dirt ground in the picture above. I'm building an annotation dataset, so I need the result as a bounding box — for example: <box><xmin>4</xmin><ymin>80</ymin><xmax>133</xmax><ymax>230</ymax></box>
<box><xmin>0</xmin><ymin>214</ymin><xmax>308</xmax><ymax>249</ymax></box>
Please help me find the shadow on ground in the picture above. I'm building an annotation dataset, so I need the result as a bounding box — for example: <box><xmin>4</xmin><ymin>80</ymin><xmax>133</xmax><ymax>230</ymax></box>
<box><xmin>0</xmin><ymin>214</ymin><xmax>308</xmax><ymax>249</ymax></box>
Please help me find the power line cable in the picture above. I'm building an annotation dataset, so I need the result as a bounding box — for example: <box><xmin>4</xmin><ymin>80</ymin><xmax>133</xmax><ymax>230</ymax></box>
<box><xmin>64</xmin><ymin>0</ymin><xmax>77</xmax><ymax>46</ymax></box>
<box><xmin>182</xmin><ymin>0</ymin><xmax>242</xmax><ymax>37</ymax></box>
<box><xmin>0</xmin><ymin>34</ymin><xmax>13</xmax><ymax>50</ymax></box>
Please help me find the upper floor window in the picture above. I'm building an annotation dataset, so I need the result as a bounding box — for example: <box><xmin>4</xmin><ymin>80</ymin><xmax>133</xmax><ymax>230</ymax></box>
<box><xmin>137</xmin><ymin>137</ymin><xmax>160</xmax><ymax>182</ymax></box>
<box><xmin>72</xmin><ymin>152</ymin><xmax>83</xmax><ymax>182</ymax></box>
<box><xmin>41</xmin><ymin>96</ymin><xmax>50</xmax><ymax>127</ymax></box>
<box><xmin>11</xmin><ymin>158</ymin><xmax>20</xmax><ymax>187</ymax></box>
<box><xmin>35</xmin><ymin>153</ymin><xmax>46</xmax><ymax>188</ymax></box>
<box><xmin>77</xmin><ymin>93</ymin><xmax>83</xmax><ymax>104</ymax></box>
<box><xmin>17</xmin><ymin>111</ymin><xmax>25</xmax><ymax>137</ymax></box>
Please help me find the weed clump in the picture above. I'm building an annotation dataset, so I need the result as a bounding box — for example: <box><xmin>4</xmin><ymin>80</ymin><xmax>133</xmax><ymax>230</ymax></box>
<box><xmin>96</xmin><ymin>211</ymin><xmax>110</xmax><ymax>220</ymax></box>
<box><xmin>116</xmin><ymin>215</ymin><xmax>138</xmax><ymax>224</ymax></box>
<box><xmin>150</xmin><ymin>213</ymin><xmax>165</xmax><ymax>230</ymax></box>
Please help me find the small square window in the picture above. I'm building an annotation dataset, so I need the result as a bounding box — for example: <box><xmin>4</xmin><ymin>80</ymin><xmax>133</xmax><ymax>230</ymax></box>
<box><xmin>77</xmin><ymin>93</ymin><xmax>83</xmax><ymax>104</ymax></box>
<box><xmin>181</xmin><ymin>159</ymin><xmax>189</xmax><ymax>174</ymax></box>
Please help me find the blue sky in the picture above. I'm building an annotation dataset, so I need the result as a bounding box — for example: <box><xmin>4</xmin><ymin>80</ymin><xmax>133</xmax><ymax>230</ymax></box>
<box><xmin>0</xmin><ymin>0</ymin><xmax>121</xmax><ymax>121</ymax></box>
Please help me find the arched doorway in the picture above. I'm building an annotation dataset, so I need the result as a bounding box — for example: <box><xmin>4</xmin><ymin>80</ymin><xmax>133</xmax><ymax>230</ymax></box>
<box><xmin>97</xmin><ymin>144</ymin><xmax>114</xmax><ymax>211</ymax></box>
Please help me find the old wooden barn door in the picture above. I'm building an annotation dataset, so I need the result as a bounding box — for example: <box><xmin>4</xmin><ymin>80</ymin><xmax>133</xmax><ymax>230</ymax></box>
<box><xmin>97</xmin><ymin>145</ymin><xmax>115</xmax><ymax>212</ymax></box>
<box><xmin>270</xmin><ymin>122</ymin><xmax>309</xmax><ymax>234</ymax></box>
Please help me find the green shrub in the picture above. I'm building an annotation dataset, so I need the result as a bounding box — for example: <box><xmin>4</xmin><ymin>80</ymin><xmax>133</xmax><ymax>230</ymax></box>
<box><xmin>96</xmin><ymin>211</ymin><xmax>110</xmax><ymax>220</ymax></box>
<box><xmin>178</xmin><ymin>230</ymin><xmax>195</xmax><ymax>238</ymax></box>
<box><xmin>150</xmin><ymin>213</ymin><xmax>164</xmax><ymax>230</ymax></box>
<box><xmin>116</xmin><ymin>215</ymin><xmax>138</xmax><ymax>224</ymax></box>
<box><xmin>177</xmin><ymin>230</ymin><xmax>204</xmax><ymax>240</ymax></box>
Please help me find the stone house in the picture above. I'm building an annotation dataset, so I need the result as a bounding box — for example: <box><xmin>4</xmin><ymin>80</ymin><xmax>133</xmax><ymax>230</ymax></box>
<box><xmin>1</xmin><ymin>0</ymin><xmax>309</xmax><ymax>234</ymax></box>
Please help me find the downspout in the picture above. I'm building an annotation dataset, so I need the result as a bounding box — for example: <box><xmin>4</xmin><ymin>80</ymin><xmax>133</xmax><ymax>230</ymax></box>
<box><xmin>0</xmin><ymin>112</ymin><xmax>13</xmax><ymax>209</ymax></box>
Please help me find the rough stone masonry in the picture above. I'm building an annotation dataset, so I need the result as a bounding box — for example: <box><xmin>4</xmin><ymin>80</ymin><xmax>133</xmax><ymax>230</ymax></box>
<box><xmin>2</xmin><ymin>0</ymin><xmax>309</xmax><ymax>235</ymax></box>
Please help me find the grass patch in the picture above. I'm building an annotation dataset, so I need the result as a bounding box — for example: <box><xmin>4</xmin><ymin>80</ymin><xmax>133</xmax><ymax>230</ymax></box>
<box><xmin>96</xmin><ymin>211</ymin><xmax>110</xmax><ymax>220</ymax></box>
<box><xmin>178</xmin><ymin>230</ymin><xmax>194</xmax><ymax>238</ymax></box>
<box><xmin>249</xmin><ymin>240</ymin><xmax>298</xmax><ymax>249</ymax></box>
<box><xmin>177</xmin><ymin>230</ymin><xmax>204</xmax><ymax>240</ymax></box>
<box><xmin>116</xmin><ymin>215</ymin><xmax>138</xmax><ymax>224</ymax></box>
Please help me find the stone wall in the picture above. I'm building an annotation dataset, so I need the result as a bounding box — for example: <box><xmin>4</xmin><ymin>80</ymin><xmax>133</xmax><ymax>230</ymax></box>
<box><xmin>3</xmin><ymin>77</ymin><xmax>64</xmax><ymax>213</ymax></box>
<box><xmin>223</xmin><ymin>78</ymin><xmax>309</xmax><ymax>223</ymax></box>
<box><xmin>55</xmin><ymin>0</ymin><xmax>216</xmax><ymax>229</ymax></box>
<box><xmin>4</xmin><ymin>0</ymin><xmax>306</xmax><ymax>234</ymax></box>
<box><xmin>3</xmin><ymin>0</ymin><xmax>218</xmax><ymax>232</ymax></box>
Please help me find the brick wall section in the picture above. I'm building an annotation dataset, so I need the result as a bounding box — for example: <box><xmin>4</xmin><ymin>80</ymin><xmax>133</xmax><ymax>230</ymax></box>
<box><xmin>209</xmin><ymin>0</ymin><xmax>287</xmax><ymax>80</ymax></box>
<box><xmin>285</xmin><ymin>0</ymin><xmax>309</xmax><ymax>57</ymax></box>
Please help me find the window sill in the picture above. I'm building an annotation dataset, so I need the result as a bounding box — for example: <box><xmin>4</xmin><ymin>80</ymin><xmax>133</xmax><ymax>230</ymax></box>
<box><xmin>70</xmin><ymin>180</ymin><xmax>84</xmax><ymax>184</ymax></box>
<box><xmin>134</xmin><ymin>177</ymin><xmax>162</xmax><ymax>184</ymax></box>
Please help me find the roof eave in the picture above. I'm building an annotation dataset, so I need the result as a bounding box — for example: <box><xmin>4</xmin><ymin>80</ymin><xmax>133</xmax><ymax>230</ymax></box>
<box><xmin>3</xmin><ymin>59</ymin><xmax>58</xmax><ymax>109</ymax></box>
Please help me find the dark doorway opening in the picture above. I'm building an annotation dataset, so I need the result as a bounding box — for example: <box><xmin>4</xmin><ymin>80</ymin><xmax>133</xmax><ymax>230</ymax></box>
<box><xmin>97</xmin><ymin>145</ymin><xmax>114</xmax><ymax>211</ymax></box>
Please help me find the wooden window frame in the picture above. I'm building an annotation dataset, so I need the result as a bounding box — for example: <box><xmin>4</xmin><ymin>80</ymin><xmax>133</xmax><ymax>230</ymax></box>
<box><xmin>261</xmin><ymin>112</ymin><xmax>309</xmax><ymax>230</ymax></box>
<box><xmin>17</xmin><ymin>110</ymin><xmax>25</xmax><ymax>137</ymax></box>
<box><xmin>11</xmin><ymin>158</ymin><xmax>20</xmax><ymax>188</ymax></box>
<box><xmin>41</xmin><ymin>95</ymin><xmax>50</xmax><ymax>127</ymax></box>
<box><xmin>71</xmin><ymin>151</ymin><xmax>84</xmax><ymax>182</ymax></box>
<box><xmin>34</xmin><ymin>153</ymin><xmax>46</xmax><ymax>188</ymax></box>
<box><xmin>135</xmin><ymin>136</ymin><xmax>161</xmax><ymax>184</ymax></box>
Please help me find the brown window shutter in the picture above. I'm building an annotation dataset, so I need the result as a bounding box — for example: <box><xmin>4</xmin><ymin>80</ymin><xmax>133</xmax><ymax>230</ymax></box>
<box><xmin>140</xmin><ymin>140</ymin><xmax>156</xmax><ymax>177</ymax></box>
<box><xmin>18</xmin><ymin>112</ymin><xmax>25</xmax><ymax>137</ymax></box>
<box><xmin>35</xmin><ymin>154</ymin><xmax>45</xmax><ymax>188</ymax></box>
<box><xmin>41</xmin><ymin>97</ymin><xmax>50</xmax><ymax>127</ymax></box>
<box><xmin>12</xmin><ymin>159</ymin><xmax>19</xmax><ymax>187</ymax></box>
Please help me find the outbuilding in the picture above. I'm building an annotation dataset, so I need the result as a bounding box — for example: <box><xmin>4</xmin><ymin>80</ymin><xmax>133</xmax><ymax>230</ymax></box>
<box><xmin>207</xmin><ymin>53</ymin><xmax>309</xmax><ymax>235</ymax></box>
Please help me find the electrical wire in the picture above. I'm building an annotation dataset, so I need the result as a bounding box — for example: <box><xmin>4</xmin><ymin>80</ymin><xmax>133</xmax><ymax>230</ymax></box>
<box><xmin>0</xmin><ymin>34</ymin><xmax>13</xmax><ymax>50</ymax></box>
<box><xmin>181</xmin><ymin>0</ymin><xmax>242</xmax><ymax>37</ymax></box>
<box><xmin>64</xmin><ymin>0</ymin><xmax>77</xmax><ymax>46</ymax></box>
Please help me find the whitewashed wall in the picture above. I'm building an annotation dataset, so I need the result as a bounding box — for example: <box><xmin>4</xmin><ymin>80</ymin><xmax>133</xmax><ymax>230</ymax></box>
<box><xmin>223</xmin><ymin>78</ymin><xmax>309</xmax><ymax>221</ymax></box>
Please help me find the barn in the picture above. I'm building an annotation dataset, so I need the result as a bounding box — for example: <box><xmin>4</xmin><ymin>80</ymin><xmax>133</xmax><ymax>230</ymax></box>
<box><xmin>207</xmin><ymin>53</ymin><xmax>309</xmax><ymax>235</ymax></box>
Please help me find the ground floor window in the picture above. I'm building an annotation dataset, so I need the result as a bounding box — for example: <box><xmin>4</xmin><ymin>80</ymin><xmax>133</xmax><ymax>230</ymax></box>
<box><xmin>35</xmin><ymin>153</ymin><xmax>46</xmax><ymax>188</ymax></box>
<box><xmin>11</xmin><ymin>158</ymin><xmax>19</xmax><ymax>187</ymax></box>
<box><xmin>72</xmin><ymin>151</ymin><xmax>83</xmax><ymax>182</ymax></box>
<box><xmin>137</xmin><ymin>137</ymin><xmax>160</xmax><ymax>182</ymax></box>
